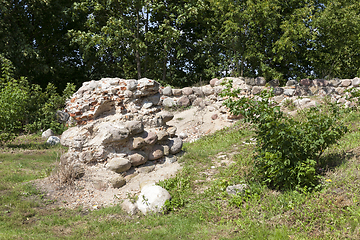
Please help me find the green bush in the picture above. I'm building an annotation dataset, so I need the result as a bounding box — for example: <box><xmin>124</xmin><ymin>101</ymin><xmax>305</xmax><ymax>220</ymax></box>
<box><xmin>0</xmin><ymin>78</ymin><xmax>30</xmax><ymax>142</ymax></box>
<box><xmin>221</xmin><ymin>80</ymin><xmax>348</xmax><ymax>191</ymax></box>
<box><xmin>0</xmin><ymin>56</ymin><xmax>75</xmax><ymax>143</ymax></box>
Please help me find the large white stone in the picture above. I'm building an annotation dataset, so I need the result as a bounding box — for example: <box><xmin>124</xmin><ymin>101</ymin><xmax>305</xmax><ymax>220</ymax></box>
<box><xmin>136</xmin><ymin>185</ymin><xmax>171</xmax><ymax>215</ymax></box>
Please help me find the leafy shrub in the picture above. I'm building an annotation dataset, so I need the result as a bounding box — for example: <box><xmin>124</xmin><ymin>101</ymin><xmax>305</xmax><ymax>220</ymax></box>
<box><xmin>0</xmin><ymin>57</ymin><xmax>75</xmax><ymax>143</ymax></box>
<box><xmin>0</xmin><ymin>78</ymin><xmax>30</xmax><ymax>142</ymax></box>
<box><xmin>221</xmin><ymin>79</ymin><xmax>348</xmax><ymax>191</ymax></box>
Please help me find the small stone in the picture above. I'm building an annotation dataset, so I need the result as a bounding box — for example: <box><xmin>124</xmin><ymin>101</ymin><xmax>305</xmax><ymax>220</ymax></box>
<box><xmin>42</xmin><ymin>129</ymin><xmax>55</xmax><ymax>139</ymax></box>
<box><xmin>192</xmin><ymin>98</ymin><xmax>204</xmax><ymax>107</ymax></box>
<box><xmin>157</xmin><ymin>130</ymin><xmax>169</xmax><ymax>141</ymax></box>
<box><xmin>286</xmin><ymin>80</ymin><xmax>298</xmax><ymax>86</ymax></box>
<box><xmin>201</xmin><ymin>85</ymin><xmax>214</xmax><ymax>96</ymax></box>
<box><xmin>299</xmin><ymin>78</ymin><xmax>312</xmax><ymax>86</ymax></box>
<box><xmin>163</xmin><ymin>145</ymin><xmax>170</xmax><ymax>155</ymax></box>
<box><xmin>93</xmin><ymin>180</ymin><xmax>108</xmax><ymax>191</ymax></box>
<box><xmin>157</xmin><ymin>111</ymin><xmax>174</xmax><ymax>123</ymax></box>
<box><xmin>142</xmin><ymin>101</ymin><xmax>153</xmax><ymax>109</ymax></box>
<box><xmin>179</xmin><ymin>132</ymin><xmax>188</xmax><ymax>139</ymax></box>
<box><xmin>226</xmin><ymin>184</ymin><xmax>248</xmax><ymax>195</ymax></box>
<box><xmin>148</xmin><ymin>145</ymin><xmax>164</xmax><ymax>160</ymax></box>
<box><xmin>73</xmin><ymin>164</ymin><xmax>85</xmax><ymax>179</ymax></box>
<box><xmin>107</xmin><ymin>157</ymin><xmax>131</xmax><ymax>173</ymax></box>
<box><xmin>169</xmin><ymin>138</ymin><xmax>183</xmax><ymax>154</ymax></box>
<box><xmin>211</xmin><ymin>114</ymin><xmax>218</xmax><ymax>120</ymax></box>
<box><xmin>121</xmin><ymin>199</ymin><xmax>138</xmax><ymax>215</ymax></box>
<box><xmin>252</xmin><ymin>86</ymin><xmax>263</xmax><ymax>95</ymax></box>
<box><xmin>210</xmin><ymin>78</ymin><xmax>219</xmax><ymax>87</ymax></box>
<box><xmin>126</xmin><ymin>121</ymin><xmax>144</xmax><ymax>135</ymax></box>
<box><xmin>283</xmin><ymin>88</ymin><xmax>295</xmax><ymax>96</ymax></box>
<box><xmin>56</xmin><ymin>110</ymin><xmax>70</xmax><ymax>122</ymax></box>
<box><xmin>313</xmin><ymin>79</ymin><xmax>328</xmax><ymax>87</ymax></box>
<box><xmin>144</xmin><ymin>131</ymin><xmax>158</xmax><ymax>145</ymax></box>
<box><xmin>341</xmin><ymin>79</ymin><xmax>352</xmax><ymax>87</ymax></box>
<box><xmin>129</xmin><ymin>152</ymin><xmax>148</xmax><ymax>167</ymax></box>
<box><xmin>110</xmin><ymin>176</ymin><xmax>126</xmax><ymax>188</ymax></box>
<box><xmin>162</xmin><ymin>86</ymin><xmax>172</xmax><ymax>96</ymax></box>
<box><xmin>46</xmin><ymin>136</ymin><xmax>60</xmax><ymax>145</ymax></box>
<box><xmin>268</xmin><ymin>79</ymin><xmax>279</xmax><ymax>87</ymax></box>
<box><xmin>137</xmin><ymin>165</ymin><xmax>155</xmax><ymax>174</ymax></box>
<box><xmin>273</xmin><ymin>87</ymin><xmax>284</xmax><ymax>96</ymax></box>
<box><xmin>131</xmin><ymin>137</ymin><xmax>146</xmax><ymax>149</ymax></box>
<box><xmin>329</xmin><ymin>79</ymin><xmax>341</xmax><ymax>87</ymax></box>
<box><xmin>245</xmin><ymin>77</ymin><xmax>255</xmax><ymax>86</ymax></box>
<box><xmin>192</xmin><ymin>87</ymin><xmax>204</xmax><ymax>97</ymax></box>
<box><xmin>255</xmin><ymin>77</ymin><xmax>266</xmax><ymax>86</ymax></box>
<box><xmin>172</xmin><ymin>89</ymin><xmax>182</xmax><ymax>96</ymax></box>
<box><xmin>177</xmin><ymin>96</ymin><xmax>190</xmax><ymax>107</ymax></box>
<box><xmin>352</xmin><ymin>78</ymin><xmax>360</xmax><ymax>87</ymax></box>
<box><xmin>182</xmin><ymin>87</ymin><xmax>193</xmax><ymax>95</ymax></box>
<box><xmin>162</xmin><ymin>98</ymin><xmax>176</xmax><ymax>108</ymax></box>
<box><xmin>165</xmin><ymin>155</ymin><xmax>177</xmax><ymax>163</ymax></box>
<box><xmin>166</xmin><ymin>126</ymin><xmax>177</xmax><ymax>137</ymax></box>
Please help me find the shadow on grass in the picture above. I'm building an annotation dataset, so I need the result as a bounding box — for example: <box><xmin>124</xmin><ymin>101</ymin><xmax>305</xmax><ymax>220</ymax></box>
<box><xmin>319</xmin><ymin>151</ymin><xmax>353</xmax><ymax>173</ymax></box>
<box><xmin>5</xmin><ymin>142</ymin><xmax>53</xmax><ymax>150</ymax></box>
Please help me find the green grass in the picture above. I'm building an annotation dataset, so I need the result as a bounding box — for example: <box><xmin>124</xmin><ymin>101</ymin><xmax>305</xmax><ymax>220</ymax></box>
<box><xmin>1</xmin><ymin>111</ymin><xmax>360</xmax><ymax>239</ymax></box>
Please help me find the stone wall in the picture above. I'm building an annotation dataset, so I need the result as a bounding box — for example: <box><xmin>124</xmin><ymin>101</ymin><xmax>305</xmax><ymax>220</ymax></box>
<box><xmin>60</xmin><ymin>76</ymin><xmax>360</xmax><ymax>172</ymax></box>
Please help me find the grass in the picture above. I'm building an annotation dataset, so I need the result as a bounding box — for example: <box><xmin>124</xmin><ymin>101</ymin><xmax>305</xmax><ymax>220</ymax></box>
<box><xmin>1</xmin><ymin>110</ymin><xmax>360</xmax><ymax>239</ymax></box>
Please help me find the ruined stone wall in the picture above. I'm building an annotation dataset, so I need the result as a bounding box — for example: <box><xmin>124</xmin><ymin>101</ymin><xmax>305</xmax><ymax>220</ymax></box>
<box><xmin>60</xmin><ymin>76</ymin><xmax>360</xmax><ymax>173</ymax></box>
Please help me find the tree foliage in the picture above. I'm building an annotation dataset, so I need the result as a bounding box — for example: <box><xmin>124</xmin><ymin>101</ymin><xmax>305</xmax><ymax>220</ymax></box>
<box><xmin>0</xmin><ymin>0</ymin><xmax>359</xmax><ymax>88</ymax></box>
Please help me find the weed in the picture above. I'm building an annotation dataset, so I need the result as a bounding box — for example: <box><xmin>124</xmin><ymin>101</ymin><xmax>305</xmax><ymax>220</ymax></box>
<box><xmin>282</xmin><ymin>98</ymin><xmax>296</xmax><ymax>110</ymax></box>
